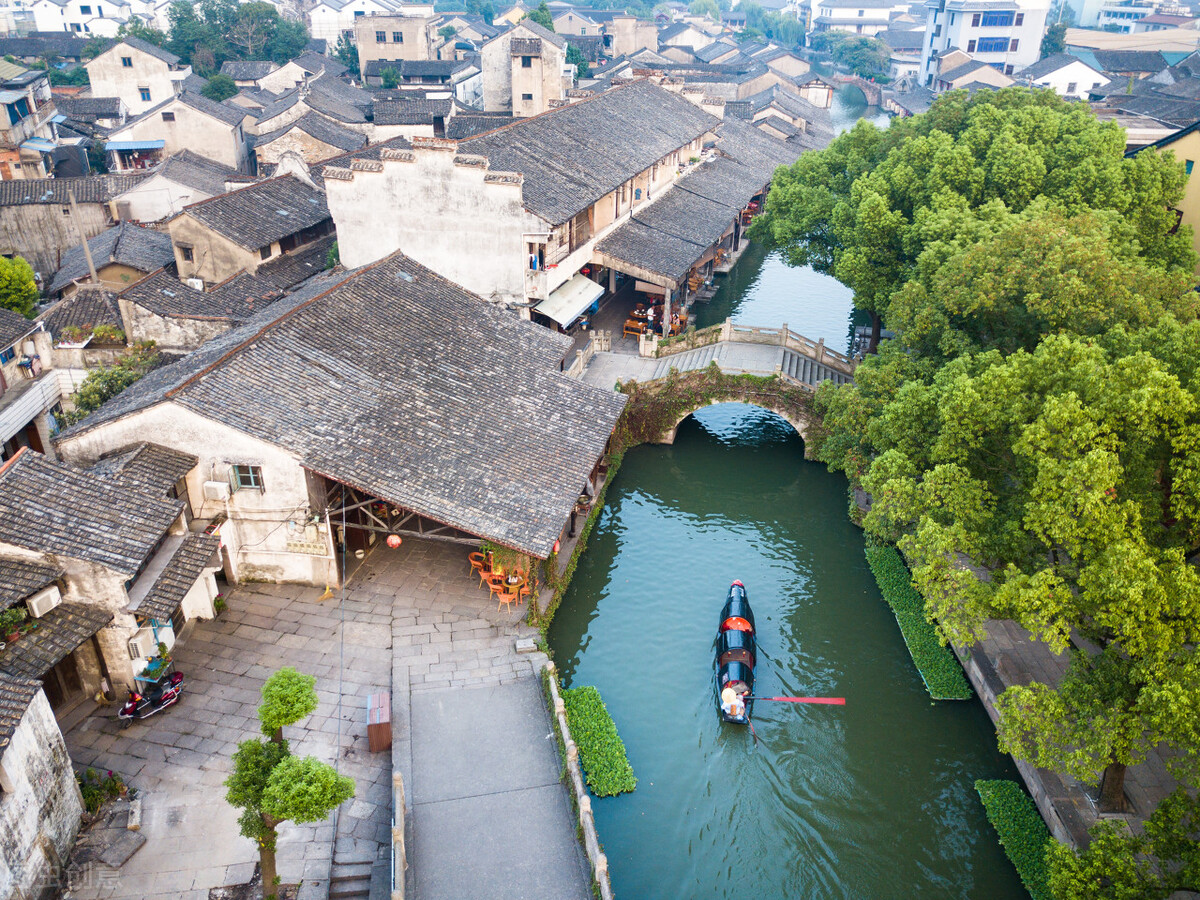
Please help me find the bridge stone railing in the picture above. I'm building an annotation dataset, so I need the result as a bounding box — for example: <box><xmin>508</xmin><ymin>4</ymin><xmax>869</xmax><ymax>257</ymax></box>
<box><xmin>653</xmin><ymin>318</ymin><xmax>856</xmax><ymax>377</ymax></box>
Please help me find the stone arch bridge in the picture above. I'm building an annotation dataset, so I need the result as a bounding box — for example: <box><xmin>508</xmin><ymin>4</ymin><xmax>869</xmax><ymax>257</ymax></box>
<box><xmin>832</xmin><ymin>73</ymin><xmax>884</xmax><ymax>107</ymax></box>
<box><xmin>574</xmin><ymin>320</ymin><xmax>856</xmax><ymax>451</ymax></box>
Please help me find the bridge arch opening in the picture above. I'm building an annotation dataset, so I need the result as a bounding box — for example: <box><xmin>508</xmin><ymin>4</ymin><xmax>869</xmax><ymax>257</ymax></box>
<box><xmin>660</xmin><ymin>400</ymin><xmax>810</xmax><ymax>452</ymax></box>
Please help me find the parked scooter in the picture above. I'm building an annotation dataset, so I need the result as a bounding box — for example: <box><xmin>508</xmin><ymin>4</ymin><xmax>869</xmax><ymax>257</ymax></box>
<box><xmin>118</xmin><ymin>671</ymin><xmax>184</xmax><ymax>727</ymax></box>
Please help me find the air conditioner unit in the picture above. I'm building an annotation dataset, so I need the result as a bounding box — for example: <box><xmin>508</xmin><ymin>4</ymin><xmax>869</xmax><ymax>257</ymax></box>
<box><xmin>203</xmin><ymin>480</ymin><xmax>231</xmax><ymax>501</ymax></box>
<box><xmin>128</xmin><ymin>628</ymin><xmax>156</xmax><ymax>660</ymax></box>
<box><xmin>186</xmin><ymin>278</ymin><xmax>204</xmax><ymax>291</ymax></box>
<box><xmin>26</xmin><ymin>584</ymin><xmax>61</xmax><ymax>618</ymax></box>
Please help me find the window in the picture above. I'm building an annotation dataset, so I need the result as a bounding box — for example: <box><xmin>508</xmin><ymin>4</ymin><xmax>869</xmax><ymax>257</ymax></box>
<box><xmin>70</xmin><ymin>22</ymin><xmax>80</xmax><ymax>30</ymax></box>
<box><xmin>0</xmin><ymin>347</ymin><xmax>13</xmax><ymax>364</ymax></box>
<box><xmin>121</xmin><ymin>55</ymin><xmax>131</xmax><ymax>66</ymax></box>
<box><xmin>61</xmin><ymin>206</ymin><xmax>70</xmax><ymax>215</ymax></box>
<box><xmin>967</xmin><ymin>38</ymin><xmax>976</xmax><ymax>52</ymax></box>
<box><xmin>260</xmin><ymin>245</ymin><xmax>272</xmax><ymax>260</ymax></box>
<box><xmin>933</xmin><ymin>24</ymin><xmax>941</xmax><ymax>36</ymax></box>
<box><xmin>139</xmin><ymin>87</ymin><xmax>150</xmax><ymax>101</ymax></box>
<box><xmin>1009</xmin><ymin>38</ymin><xmax>1018</xmax><ymax>51</ymax></box>
<box><xmin>971</xmin><ymin>12</ymin><xmax>980</xmax><ymax>25</ymax></box>
<box><xmin>231</xmin><ymin>465</ymin><xmax>264</xmax><ymax>492</ymax></box>
<box><xmin>980</xmin><ymin>10</ymin><xmax>1014</xmax><ymax>26</ymax></box>
<box><xmin>80</xmin><ymin>4</ymin><xmax>90</xmax><ymax>12</ymax></box>
<box><xmin>180</xmin><ymin>246</ymin><xmax>193</xmax><ymax>261</ymax></box>
<box><xmin>354</xmin><ymin>8</ymin><xmax>363</xmax><ymax>13</ymax></box>
<box><xmin>521</xmin><ymin>92</ymin><xmax>533</xmax><ymax>99</ymax></box>
<box><xmin>161</xmin><ymin>111</ymin><xmax>174</xmax><ymax>121</ymax></box>
<box><xmin>949</xmin><ymin>12</ymin><xmax>955</xmax><ymax>23</ymax></box>
<box><xmin>1004</xmin><ymin>63</ymin><xmax>1013</xmax><ymax>74</ymax></box>
<box><xmin>1187</xmin><ymin>160</ymin><xmax>1195</xmax><ymax>175</ymax></box>
<box><xmin>857</xmin><ymin>8</ymin><xmax>863</xmax><ymax>14</ymax></box>
<box><xmin>580</xmin><ymin>26</ymin><xmax>585</xmax><ymax>33</ymax></box>
<box><xmin>376</xmin><ymin>30</ymin><xmax>386</xmax><ymax>42</ymax></box>
<box><xmin>521</xmin><ymin>55</ymin><xmax>532</xmax><ymax>67</ymax></box>
<box><xmin>1066</xmin><ymin>81</ymin><xmax>1077</xmax><ymax>93</ymax></box>
<box><xmin>1015</xmin><ymin>12</ymin><xmax>1023</xmax><ymax>24</ymax></box>
<box><xmin>976</xmin><ymin>36</ymin><xmax>1009</xmax><ymax>52</ymax></box>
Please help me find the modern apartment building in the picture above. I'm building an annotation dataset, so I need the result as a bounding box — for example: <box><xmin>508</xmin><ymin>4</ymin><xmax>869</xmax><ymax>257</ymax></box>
<box><xmin>919</xmin><ymin>0</ymin><xmax>1049</xmax><ymax>85</ymax></box>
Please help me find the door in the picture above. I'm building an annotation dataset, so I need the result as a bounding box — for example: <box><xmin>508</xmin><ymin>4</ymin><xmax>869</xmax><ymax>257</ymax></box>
<box><xmin>42</xmin><ymin>652</ymin><xmax>85</xmax><ymax>712</ymax></box>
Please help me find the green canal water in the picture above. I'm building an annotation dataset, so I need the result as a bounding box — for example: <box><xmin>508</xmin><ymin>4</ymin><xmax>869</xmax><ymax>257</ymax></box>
<box><xmin>548</xmin><ymin>98</ymin><xmax>1029</xmax><ymax>896</ymax></box>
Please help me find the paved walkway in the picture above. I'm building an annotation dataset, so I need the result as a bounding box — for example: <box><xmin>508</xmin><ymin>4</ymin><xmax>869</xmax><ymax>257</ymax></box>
<box><xmin>64</xmin><ymin>538</ymin><xmax>588</xmax><ymax>900</ymax></box>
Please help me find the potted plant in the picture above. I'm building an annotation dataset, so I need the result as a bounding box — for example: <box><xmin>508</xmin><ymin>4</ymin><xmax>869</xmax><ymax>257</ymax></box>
<box><xmin>0</xmin><ymin>607</ymin><xmax>27</xmax><ymax>643</ymax></box>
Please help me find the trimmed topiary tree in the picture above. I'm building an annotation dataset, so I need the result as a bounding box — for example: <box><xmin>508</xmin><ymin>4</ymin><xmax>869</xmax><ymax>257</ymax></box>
<box><xmin>258</xmin><ymin>666</ymin><xmax>319</xmax><ymax>744</ymax></box>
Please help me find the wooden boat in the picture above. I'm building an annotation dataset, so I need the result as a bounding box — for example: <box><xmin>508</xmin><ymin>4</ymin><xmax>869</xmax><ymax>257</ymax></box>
<box><xmin>716</xmin><ymin>580</ymin><xmax>756</xmax><ymax>724</ymax></box>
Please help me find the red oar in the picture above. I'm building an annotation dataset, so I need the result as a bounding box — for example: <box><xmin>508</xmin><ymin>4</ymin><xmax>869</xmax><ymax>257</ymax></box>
<box><xmin>747</xmin><ymin>696</ymin><xmax>846</xmax><ymax>705</ymax></box>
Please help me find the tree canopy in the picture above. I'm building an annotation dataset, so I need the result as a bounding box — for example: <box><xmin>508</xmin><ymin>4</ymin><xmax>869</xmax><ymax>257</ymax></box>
<box><xmin>0</xmin><ymin>256</ymin><xmax>39</xmax><ymax>318</ymax></box>
<box><xmin>201</xmin><ymin>72</ymin><xmax>237</xmax><ymax>101</ymax></box>
<box><xmin>808</xmin><ymin>31</ymin><xmax>889</xmax><ymax>78</ymax></box>
<box><xmin>166</xmin><ymin>0</ymin><xmax>310</xmax><ymax>74</ymax></box>
<box><xmin>258</xmin><ymin>667</ymin><xmax>318</xmax><ymax>743</ymax></box>
<box><xmin>524</xmin><ymin>1</ymin><xmax>555</xmax><ymax>29</ymax></box>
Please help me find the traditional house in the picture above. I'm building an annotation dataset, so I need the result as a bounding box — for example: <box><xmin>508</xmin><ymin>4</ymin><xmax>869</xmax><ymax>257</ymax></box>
<box><xmin>46</xmin><ymin>221</ymin><xmax>175</xmax><ymax>298</ymax></box>
<box><xmin>0</xmin><ymin>311</ymin><xmax>58</xmax><ymax>463</ymax></box>
<box><xmin>658</xmin><ymin>21</ymin><xmax>715</xmax><ymax>52</ymax></box>
<box><xmin>362</xmin><ymin>58</ymin><xmax>482</xmax><ymax>106</ymax></box>
<box><xmin>110</xmin><ymin>149</ymin><xmax>240</xmax><ymax>224</ymax></box>
<box><xmin>0</xmin><ymin>33</ymin><xmax>91</xmax><ymax>65</ymax></box>
<box><xmin>0</xmin><ymin>173</ymin><xmax>146</xmax><ymax>277</ymax></box>
<box><xmin>53</xmin><ymin>95</ymin><xmax>127</xmax><ymax>131</ymax></box>
<box><xmin>1016</xmin><ymin>52</ymin><xmax>1106</xmax><ymax>97</ymax></box>
<box><xmin>0</xmin><ymin>447</ymin><xmax>220</xmax><ymax>697</ymax></box>
<box><xmin>354</xmin><ymin>12</ymin><xmax>442</xmax><ymax>68</ymax></box>
<box><xmin>55</xmin><ymin>251</ymin><xmax>625</xmax><ymax>589</ymax></box>
<box><xmin>104</xmin><ymin>91</ymin><xmax>250</xmax><ymax>174</ymax></box>
<box><xmin>219</xmin><ymin>59</ymin><xmax>280</xmax><ymax>89</ymax></box>
<box><xmin>0</xmin><ymin>62</ymin><xmax>58</xmax><ymax>181</ymax></box>
<box><xmin>309</xmin><ymin>0</ymin><xmax>437</xmax><ymax>49</ymax></box>
<box><xmin>253</xmin><ymin>112</ymin><xmax>367</xmax><ymax>167</ymax></box>
<box><xmin>932</xmin><ymin>54</ymin><xmax>1015</xmax><ymax>91</ymax></box>
<box><xmin>371</xmin><ymin>95</ymin><xmax>453</xmax><ymax>139</ymax></box>
<box><xmin>608</xmin><ymin>14</ymin><xmax>658</xmax><ymax>57</ymax></box>
<box><xmin>480</xmin><ymin>19</ymin><xmax>570</xmax><ymax>117</ymax></box>
<box><xmin>167</xmin><ymin>171</ymin><xmax>333</xmax><ymax>287</ymax></box>
<box><xmin>252</xmin><ymin>82</ymin><xmax>371</xmax><ymax>139</ymax></box>
<box><xmin>0</xmin><ymin>674</ymin><xmax>83</xmax><ymax>900</ymax></box>
<box><xmin>84</xmin><ymin>36</ymin><xmax>194</xmax><ymax>116</ymax></box>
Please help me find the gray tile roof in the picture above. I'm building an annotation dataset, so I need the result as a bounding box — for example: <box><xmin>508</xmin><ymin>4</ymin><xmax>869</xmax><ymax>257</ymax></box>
<box><xmin>878</xmin><ymin>28</ymin><xmax>926</xmax><ymax>50</ymax></box>
<box><xmin>303</xmin><ymin>88</ymin><xmax>368</xmax><ymax>124</ymax></box>
<box><xmin>87</xmin><ymin>442</ymin><xmax>198</xmax><ymax>496</ymax></box>
<box><xmin>48</xmin><ymin>222</ymin><xmax>175</xmax><ymax>295</ymax></box>
<box><xmin>757</xmin><ymin>114</ymin><xmax>797</xmax><ymax>137</ymax></box>
<box><xmin>0</xmin><ymin>602</ymin><xmax>113</xmax><ymax>679</ymax></box>
<box><xmin>0</xmin><ymin>174</ymin><xmax>147</xmax><ymax>206</ymax></box>
<box><xmin>1092</xmin><ymin>50</ymin><xmax>1167</xmax><ymax>73</ymax></box>
<box><xmin>0</xmin><ymin>308</ymin><xmax>36</xmax><ymax>351</ymax></box>
<box><xmin>296</xmin><ymin>50</ymin><xmax>347</xmax><ymax>77</ymax></box>
<box><xmin>1019</xmin><ymin>52</ymin><xmax>1095</xmax><ymax>80</ymax></box>
<box><xmin>0</xmin><ymin>557</ymin><xmax>61</xmax><ymax>611</ymax></box>
<box><xmin>373</xmin><ymin>97</ymin><xmax>453</xmax><ymax>125</ymax></box>
<box><xmin>597</xmin><ymin>117</ymin><xmax>800</xmax><ymax>282</ymax></box>
<box><xmin>695</xmin><ymin>41</ymin><xmax>738</xmax><ymax>62</ymax></box>
<box><xmin>510</xmin><ymin>18</ymin><xmax>566</xmax><ymax>49</ymax></box>
<box><xmin>63</xmin><ymin>252</ymin><xmax>626</xmax><ymax>557</ymax></box>
<box><xmin>40</xmin><ymin>287</ymin><xmax>123</xmax><ymax>342</ymax></box>
<box><xmin>118</xmin><ymin>35</ymin><xmax>180</xmax><ymax>66</ymax></box>
<box><xmin>134</xmin><ymin>533</ymin><xmax>219</xmax><ymax>621</ymax></box>
<box><xmin>150</xmin><ymin>149</ymin><xmax>238</xmax><ymax>197</ymax></box>
<box><xmin>0</xmin><ymin>449</ymin><xmax>182</xmax><ymax>575</ymax></box>
<box><xmin>460</xmin><ymin>80</ymin><xmax>718</xmax><ymax>225</ymax></box>
<box><xmin>0</xmin><ymin>34</ymin><xmax>90</xmax><ymax>59</ymax></box>
<box><xmin>0</xmin><ymin>673</ymin><xmax>40</xmax><ymax>765</ymax></box>
<box><xmin>254</xmin><ymin>112</ymin><xmax>367</xmax><ymax>154</ymax></box>
<box><xmin>54</xmin><ymin>95</ymin><xmax>123</xmax><ymax>120</ymax></box>
<box><xmin>444</xmin><ymin>112</ymin><xmax>512</xmax><ymax>139</ymax></box>
<box><xmin>120</xmin><ymin>268</ymin><xmax>286</xmax><ymax>323</ymax></box>
<box><xmin>180</xmin><ymin>174</ymin><xmax>330</xmax><ymax>252</ymax></box>
<box><xmin>220</xmin><ymin>59</ymin><xmax>278</xmax><ymax>80</ymax></box>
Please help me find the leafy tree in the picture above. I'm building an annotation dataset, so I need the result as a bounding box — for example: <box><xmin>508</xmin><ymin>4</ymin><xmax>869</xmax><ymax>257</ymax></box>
<box><xmin>226</xmin><ymin>669</ymin><xmax>354</xmax><ymax>900</ymax></box>
<box><xmin>380</xmin><ymin>66</ymin><xmax>399</xmax><ymax>88</ymax></box>
<box><xmin>115</xmin><ymin>20</ymin><xmax>166</xmax><ymax>46</ymax></box>
<box><xmin>0</xmin><ymin>256</ymin><xmax>38</xmax><ymax>317</ymax></box>
<box><xmin>465</xmin><ymin>0</ymin><xmax>495</xmax><ymax>24</ymax></box>
<box><xmin>524</xmin><ymin>1</ymin><xmax>555</xmax><ymax>29</ymax></box>
<box><xmin>1040</xmin><ymin>21</ymin><xmax>1067</xmax><ymax>58</ymax></box>
<box><xmin>566</xmin><ymin>42</ymin><xmax>589</xmax><ymax>77</ymax></box>
<box><xmin>439</xmin><ymin>24</ymin><xmax>458</xmax><ymax>39</ymax></box>
<box><xmin>1050</xmin><ymin>789</ymin><xmax>1200</xmax><ymax>898</ymax></box>
<box><xmin>258</xmin><ymin>667</ymin><xmax>318</xmax><ymax>744</ymax></box>
<box><xmin>334</xmin><ymin>32</ymin><xmax>359</xmax><ymax>76</ymax></box>
<box><xmin>60</xmin><ymin>343</ymin><xmax>160</xmax><ymax>425</ymax></box>
<box><xmin>752</xmin><ymin>89</ymin><xmax>1194</xmax><ymax>349</ymax></box>
<box><xmin>202</xmin><ymin>72</ymin><xmax>238</xmax><ymax>101</ymax></box>
<box><xmin>266</xmin><ymin>18</ymin><xmax>308</xmax><ymax>65</ymax></box>
<box><xmin>688</xmin><ymin>0</ymin><xmax>719</xmax><ymax>18</ymax></box>
<box><xmin>86</xmin><ymin>142</ymin><xmax>108</xmax><ymax>174</ymax></box>
<box><xmin>81</xmin><ymin>36</ymin><xmax>112</xmax><ymax>59</ymax></box>
<box><xmin>809</xmin><ymin>31</ymin><xmax>889</xmax><ymax>78</ymax></box>
<box><xmin>228</xmin><ymin>2</ymin><xmax>279</xmax><ymax>59</ymax></box>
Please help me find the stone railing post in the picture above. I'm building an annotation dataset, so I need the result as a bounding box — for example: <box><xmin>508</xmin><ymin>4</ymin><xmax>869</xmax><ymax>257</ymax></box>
<box><xmin>816</xmin><ymin>338</ymin><xmax>826</xmax><ymax>364</ymax></box>
<box><xmin>780</xmin><ymin>323</ymin><xmax>789</xmax><ymax>347</ymax></box>
<box><xmin>721</xmin><ymin>317</ymin><xmax>733</xmax><ymax>342</ymax></box>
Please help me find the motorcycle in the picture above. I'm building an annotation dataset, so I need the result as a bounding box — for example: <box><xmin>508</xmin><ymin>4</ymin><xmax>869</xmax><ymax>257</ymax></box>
<box><xmin>118</xmin><ymin>671</ymin><xmax>184</xmax><ymax>727</ymax></box>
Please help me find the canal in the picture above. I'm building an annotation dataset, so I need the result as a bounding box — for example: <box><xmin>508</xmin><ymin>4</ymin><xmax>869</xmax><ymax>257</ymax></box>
<box><xmin>545</xmin><ymin>88</ymin><xmax>1028</xmax><ymax>900</ymax></box>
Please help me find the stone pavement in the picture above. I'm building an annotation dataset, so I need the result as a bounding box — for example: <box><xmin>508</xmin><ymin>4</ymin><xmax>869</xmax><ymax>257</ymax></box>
<box><xmin>64</xmin><ymin>538</ymin><xmax>588</xmax><ymax>900</ymax></box>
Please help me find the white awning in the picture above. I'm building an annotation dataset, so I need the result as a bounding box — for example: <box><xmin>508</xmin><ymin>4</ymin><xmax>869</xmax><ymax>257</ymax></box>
<box><xmin>535</xmin><ymin>273</ymin><xmax>604</xmax><ymax>327</ymax></box>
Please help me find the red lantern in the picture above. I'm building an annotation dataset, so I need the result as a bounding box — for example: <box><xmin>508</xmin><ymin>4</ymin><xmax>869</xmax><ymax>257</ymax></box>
<box><xmin>386</xmin><ymin>534</ymin><xmax>402</xmax><ymax>548</ymax></box>
<box><xmin>553</xmin><ymin>539</ymin><xmax>561</xmax><ymax>554</ymax></box>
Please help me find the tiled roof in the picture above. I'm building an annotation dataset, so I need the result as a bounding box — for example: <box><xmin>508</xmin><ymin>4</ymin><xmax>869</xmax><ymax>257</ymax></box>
<box><xmin>134</xmin><ymin>533</ymin><xmax>219</xmax><ymax>620</ymax></box>
<box><xmin>254</xmin><ymin>111</ymin><xmax>366</xmax><ymax>153</ymax></box>
<box><xmin>180</xmin><ymin>175</ymin><xmax>330</xmax><ymax>252</ymax></box>
<box><xmin>460</xmin><ymin>79</ymin><xmax>717</xmax><ymax>225</ymax></box>
<box><xmin>757</xmin><ymin>115</ymin><xmax>797</xmax><ymax>136</ymax></box>
<box><xmin>878</xmin><ymin>28</ymin><xmax>925</xmax><ymax>50</ymax></box>
<box><xmin>0</xmin><ymin>308</ymin><xmax>36</xmax><ymax>351</ymax></box>
<box><xmin>0</xmin><ymin>34</ymin><xmax>90</xmax><ymax>59</ymax></box>
<box><xmin>1091</xmin><ymin>49</ymin><xmax>1168</xmax><ymax>73</ymax></box>
<box><xmin>63</xmin><ymin>252</ymin><xmax>626</xmax><ymax>557</ymax></box>
<box><xmin>48</xmin><ymin>222</ymin><xmax>175</xmax><ymax>295</ymax></box>
<box><xmin>254</xmin><ymin>234</ymin><xmax>337</xmax><ymax>288</ymax></box>
<box><xmin>444</xmin><ymin>112</ymin><xmax>512</xmax><ymax>139</ymax></box>
<box><xmin>54</xmin><ymin>95</ymin><xmax>123</xmax><ymax>119</ymax></box>
<box><xmin>118</xmin><ymin>35</ymin><xmax>180</xmax><ymax>66</ymax></box>
<box><xmin>0</xmin><ymin>449</ymin><xmax>182</xmax><ymax>575</ymax></box>
<box><xmin>510</xmin><ymin>18</ymin><xmax>566</xmax><ymax>49</ymax></box>
<box><xmin>40</xmin><ymin>286</ymin><xmax>123</xmax><ymax>341</ymax></box>
<box><xmin>0</xmin><ymin>174</ymin><xmax>146</xmax><ymax>206</ymax></box>
<box><xmin>87</xmin><ymin>442</ymin><xmax>197</xmax><ymax>496</ymax></box>
<box><xmin>0</xmin><ymin>602</ymin><xmax>113</xmax><ymax>679</ymax></box>
<box><xmin>373</xmin><ymin>97</ymin><xmax>453</xmax><ymax>125</ymax></box>
<box><xmin>0</xmin><ymin>673</ymin><xmax>40</xmax><ymax>765</ymax></box>
<box><xmin>303</xmin><ymin>88</ymin><xmax>368</xmax><ymax>124</ymax></box>
<box><xmin>597</xmin><ymin>118</ymin><xmax>800</xmax><ymax>282</ymax></box>
<box><xmin>296</xmin><ymin>50</ymin><xmax>347</xmax><ymax>77</ymax></box>
<box><xmin>695</xmin><ymin>41</ymin><xmax>737</xmax><ymax>62</ymax></box>
<box><xmin>0</xmin><ymin>557</ymin><xmax>61</xmax><ymax>611</ymax></box>
<box><xmin>120</xmin><ymin>268</ymin><xmax>284</xmax><ymax>322</ymax></box>
<box><xmin>149</xmin><ymin>149</ymin><xmax>238</xmax><ymax>196</ymax></box>
<box><xmin>309</xmin><ymin>75</ymin><xmax>372</xmax><ymax>110</ymax></box>
<box><xmin>220</xmin><ymin>59</ymin><xmax>278</xmax><ymax>80</ymax></box>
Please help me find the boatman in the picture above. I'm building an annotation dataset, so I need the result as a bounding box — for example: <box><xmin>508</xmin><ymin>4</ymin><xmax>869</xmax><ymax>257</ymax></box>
<box><xmin>721</xmin><ymin>687</ymin><xmax>745</xmax><ymax>719</ymax></box>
